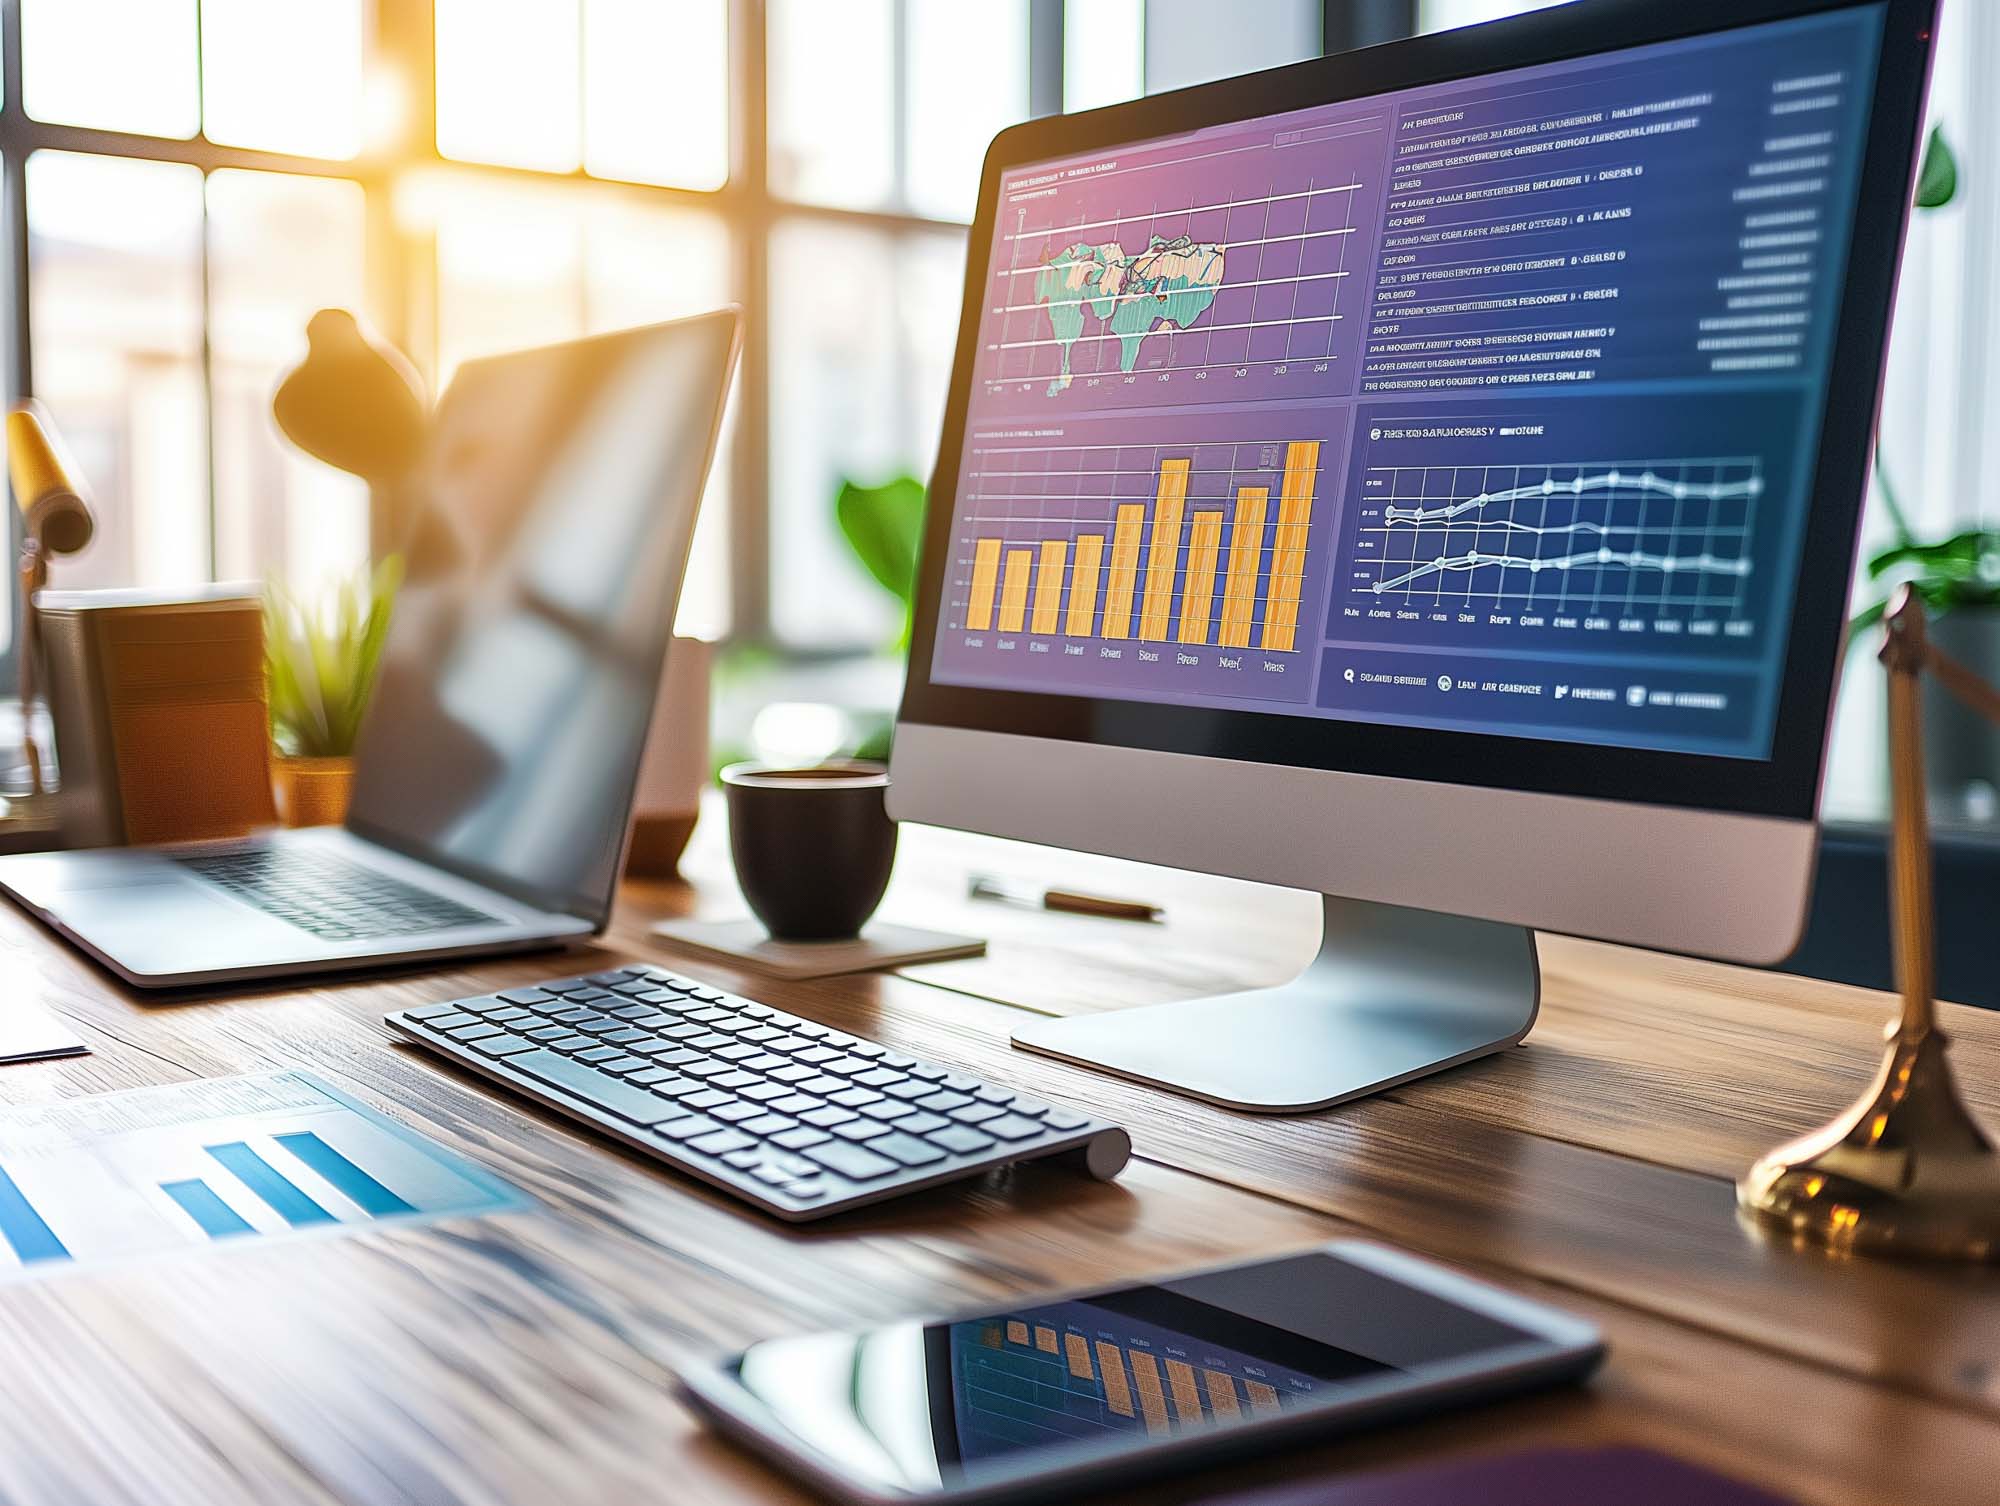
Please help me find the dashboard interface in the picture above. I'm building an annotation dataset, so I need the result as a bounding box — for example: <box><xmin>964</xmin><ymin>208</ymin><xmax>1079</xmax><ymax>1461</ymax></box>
<box><xmin>929</xmin><ymin>6</ymin><xmax>1886</xmax><ymax>759</ymax></box>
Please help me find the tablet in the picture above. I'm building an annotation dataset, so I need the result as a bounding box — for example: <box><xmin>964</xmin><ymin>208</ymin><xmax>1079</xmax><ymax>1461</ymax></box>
<box><xmin>678</xmin><ymin>1241</ymin><xmax>1604</xmax><ymax>1505</ymax></box>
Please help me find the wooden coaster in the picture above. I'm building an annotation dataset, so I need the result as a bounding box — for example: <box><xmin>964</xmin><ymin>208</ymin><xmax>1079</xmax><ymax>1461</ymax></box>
<box><xmin>647</xmin><ymin>916</ymin><xmax>986</xmax><ymax>979</ymax></box>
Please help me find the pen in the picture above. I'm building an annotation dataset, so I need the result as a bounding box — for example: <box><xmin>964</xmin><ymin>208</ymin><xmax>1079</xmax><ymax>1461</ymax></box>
<box><xmin>967</xmin><ymin>873</ymin><xmax>1163</xmax><ymax>922</ymax></box>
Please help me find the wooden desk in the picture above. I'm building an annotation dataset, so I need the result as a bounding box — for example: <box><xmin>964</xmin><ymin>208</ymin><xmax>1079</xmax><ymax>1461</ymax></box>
<box><xmin>0</xmin><ymin>811</ymin><xmax>1994</xmax><ymax>1505</ymax></box>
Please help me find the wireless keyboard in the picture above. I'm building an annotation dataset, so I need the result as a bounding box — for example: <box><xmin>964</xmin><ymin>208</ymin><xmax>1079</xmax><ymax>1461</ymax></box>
<box><xmin>386</xmin><ymin>963</ymin><xmax>1131</xmax><ymax>1221</ymax></box>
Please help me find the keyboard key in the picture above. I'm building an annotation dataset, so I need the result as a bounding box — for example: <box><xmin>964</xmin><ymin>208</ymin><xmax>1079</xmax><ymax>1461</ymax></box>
<box><xmin>507</xmin><ymin>1051</ymin><xmax>687</xmax><ymax>1126</ymax></box>
<box><xmin>872</xmin><ymin>1133</ymin><xmax>947</xmax><ymax>1167</ymax></box>
<box><xmin>772</xmin><ymin>1126</ymin><xmax>832</xmax><ymax>1150</ymax></box>
<box><xmin>596</xmin><ymin>1055</ymin><xmax>649</xmax><ymax>1074</ymax></box>
<box><xmin>897</xmin><ymin>1112</ymin><xmax>950</xmax><ymax>1135</ymax></box>
<box><xmin>949</xmin><ymin>1102</ymin><xmax>1006</xmax><ymax>1125</ymax></box>
<box><xmin>470</xmin><ymin>1033</ymin><xmax>537</xmax><ymax>1057</ymax></box>
<box><xmin>497</xmin><ymin>989</ymin><xmax>554</xmax><ymax>1006</ymax></box>
<box><xmin>444</xmin><ymin>1021</ymin><xmax>504</xmax><ymax>1041</ymax></box>
<box><xmin>860</xmin><ymin>1100</ymin><xmax>917</xmax><ymax>1121</ymax></box>
<box><xmin>690</xmin><ymin>1129</ymin><xmax>756</xmax><ymax>1157</ymax></box>
<box><xmin>714</xmin><ymin>1043</ymin><xmax>759</xmax><ymax>1062</ymax></box>
<box><xmin>657</xmin><ymin>1115</ymin><xmax>723</xmax><ymax>1141</ymax></box>
<box><xmin>575</xmin><ymin>1046</ymin><xmax>624</xmax><ymax>1064</ymax></box>
<box><xmin>422</xmin><ymin>1011</ymin><xmax>479</xmax><ymax>1031</ymax></box>
<box><xmin>544</xmin><ymin>1033</ymin><xmax>595</xmax><ymax>1053</ymax></box>
<box><xmin>926</xmin><ymin>1125</ymin><xmax>996</xmax><ymax>1154</ymax></box>
<box><xmin>983</xmin><ymin>1115</ymin><xmax>1045</xmax><ymax>1141</ymax></box>
<box><xmin>909</xmin><ymin>1064</ymin><xmax>949</xmax><ymax>1081</ymax></box>
<box><xmin>740</xmin><ymin>1054</ymin><xmax>788</xmax><ymax>1073</ymax></box>
<box><xmin>850</xmin><ymin>1043</ymin><xmax>887</xmax><ymax>1060</ymax></box>
<box><xmin>884</xmin><ymin>1080</ymin><xmax>936</xmax><ymax>1101</ymax></box>
<box><xmin>522</xmin><ymin>1024</ymin><xmax>569</xmax><ymax>1042</ymax></box>
<box><xmin>880</xmin><ymin>1052</ymin><xmax>917</xmax><ymax>1070</ymax></box>
<box><xmin>801</xmin><ymin>1105</ymin><xmax>857</xmax><ymax>1128</ymax></box>
<box><xmin>832</xmin><ymin>1119</ymin><xmax>892</xmax><ymax>1142</ymax></box>
<box><xmin>723</xmin><ymin>1149</ymin><xmax>765</xmax><ymax>1170</ymax></box>
<box><xmin>684</xmin><ymin>1089</ymin><xmax>735</xmax><ymax>1110</ymax></box>
<box><xmin>627</xmin><ymin>1067</ymin><xmax>675</xmax><ymax>1086</ymax></box>
<box><xmin>940</xmin><ymin>1074</ymin><xmax>981</xmax><ymax>1093</ymax></box>
<box><xmin>405</xmin><ymin>1003</ymin><xmax>466</xmax><ymax>1021</ymax></box>
<box><xmin>1008</xmin><ymin>1099</ymin><xmax>1051</xmax><ymax>1118</ymax></box>
<box><xmin>712</xmin><ymin>1102</ymin><xmax>765</xmax><ymax>1123</ymax></box>
<box><xmin>601</xmin><ymin>1028</ymin><xmax>649</xmax><ymax>1046</ymax></box>
<box><xmin>802</xmin><ymin>1142</ymin><xmax>898</xmax><ymax>1180</ymax></box>
<box><xmin>795</xmin><ymin>1046</ymin><xmax>842</xmax><ymax>1065</ymax></box>
<box><xmin>917</xmin><ymin>1091</ymin><xmax>972</xmax><ymax>1113</ymax></box>
<box><xmin>741</xmin><ymin>1082</ymin><xmax>793</xmax><ymax>1102</ymax></box>
<box><xmin>486</xmin><ymin>1007</ymin><xmax>535</xmax><ymax>1024</ymax></box>
<box><xmin>972</xmin><ymin>1085</ymin><xmax>1014</xmax><ymax>1104</ymax></box>
<box><xmin>1044</xmin><ymin>1110</ymin><xmax>1089</xmax><ymax>1131</ymax></box>
<box><xmin>831</xmin><ymin>1087</ymin><xmax>883</xmax><ymax>1108</ymax></box>
<box><xmin>457</xmin><ymin>996</ymin><xmax>513</xmax><ymax>1015</ymax></box>
<box><xmin>856</xmin><ymin>1068</ymin><xmax>903</xmax><ymax>1089</ymax></box>
<box><xmin>712</xmin><ymin>1071</ymin><xmax>761</xmax><ymax>1091</ymax></box>
<box><xmin>741</xmin><ymin>1114</ymin><xmax>798</xmax><ymax>1137</ymax></box>
<box><xmin>769</xmin><ymin>1064</ymin><xmax>818</xmax><ymax>1084</ymax></box>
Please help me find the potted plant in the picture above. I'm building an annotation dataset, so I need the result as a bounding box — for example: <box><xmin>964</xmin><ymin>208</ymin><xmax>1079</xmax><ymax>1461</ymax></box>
<box><xmin>1855</xmin><ymin>128</ymin><xmax>2000</xmax><ymax>817</ymax></box>
<box><xmin>264</xmin><ymin>558</ymin><xmax>400</xmax><ymax>826</ymax></box>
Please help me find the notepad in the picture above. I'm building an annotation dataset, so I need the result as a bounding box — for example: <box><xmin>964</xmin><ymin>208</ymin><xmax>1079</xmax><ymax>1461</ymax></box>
<box><xmin>0</xmin><ymin>1070</ymin><xmax>522</xmax><ymax>1281</ymax></box>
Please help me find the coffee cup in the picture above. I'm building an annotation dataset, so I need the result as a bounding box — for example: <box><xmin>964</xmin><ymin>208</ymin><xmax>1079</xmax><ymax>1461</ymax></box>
<box><xmin>720</xmin><ymin>761</ymin><xmax>896</xmax><ymax>941</ymax></box>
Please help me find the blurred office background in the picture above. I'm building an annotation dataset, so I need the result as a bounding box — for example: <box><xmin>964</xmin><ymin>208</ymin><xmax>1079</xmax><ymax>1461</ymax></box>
<box><xmin>0</xmin><ymin>0</ymin><xmax>1991</xmax><ymax>821</ymax></box>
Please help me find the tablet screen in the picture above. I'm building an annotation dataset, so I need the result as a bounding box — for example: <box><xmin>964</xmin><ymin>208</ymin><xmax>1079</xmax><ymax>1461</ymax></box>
<box><xmin>727</xmin><ymin>1252</ymin><xmax>1550</xmax><ymax>1493</ymax></box>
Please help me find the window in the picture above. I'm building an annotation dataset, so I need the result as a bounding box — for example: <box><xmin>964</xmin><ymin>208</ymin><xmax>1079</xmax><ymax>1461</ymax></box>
<box><xmin>0</xmin><ymin>0</ymin><xmax>1402</xmax><ymax>680</ymax></box>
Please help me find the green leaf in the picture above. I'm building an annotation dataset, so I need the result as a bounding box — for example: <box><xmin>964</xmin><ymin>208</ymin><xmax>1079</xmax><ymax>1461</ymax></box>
<box><xmin>263</xmin><ymin>557</ymin><xmax>401</xmax><ymax>758</ymax></box>
<box><xmin>1916</xmin><ymin>123</ymin><xmax>1958</xmax><ymax>209</ymax></box>
<box><xmin>835</xmin><ymin>475</ymin><xmax>927</xmax><ymax>611</ymax></box>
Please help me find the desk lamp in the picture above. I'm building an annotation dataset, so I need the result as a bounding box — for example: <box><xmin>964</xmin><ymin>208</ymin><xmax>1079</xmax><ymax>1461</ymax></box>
<box><xmin>5</xmin><ymin>401</ymin><xmax>94</xmax><ymax>800</ymax></box>
<box><xmin>1740</xmin><ymin>586</ymin><xmax>2000</xmax><ymax>1260</ymax></box>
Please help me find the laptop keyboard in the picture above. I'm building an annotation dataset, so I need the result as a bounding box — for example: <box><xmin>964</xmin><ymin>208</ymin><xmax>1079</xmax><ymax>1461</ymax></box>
<box><xmin>387</xmin><ymin>964</ymin><xmax>1131</xmax><ymax>1221</ymax></box>
<box><xmin>178</xmin><ymin>849</ymin><xmax>499</xmax><ymax>940</ymax></box>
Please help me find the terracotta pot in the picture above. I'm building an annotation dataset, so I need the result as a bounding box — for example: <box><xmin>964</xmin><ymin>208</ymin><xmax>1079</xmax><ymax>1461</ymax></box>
<box><xmin>273</xmin><ymin>755</ymin><xmax>354</xmax><ymax>828</ymax></box>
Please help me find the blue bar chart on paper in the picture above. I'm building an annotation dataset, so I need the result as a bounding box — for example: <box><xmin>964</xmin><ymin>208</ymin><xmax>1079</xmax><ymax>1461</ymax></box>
<box><xmin>0</xmin><ymin>1071</ymin><xmax>520</xmax><ymax>1281</ymax></box>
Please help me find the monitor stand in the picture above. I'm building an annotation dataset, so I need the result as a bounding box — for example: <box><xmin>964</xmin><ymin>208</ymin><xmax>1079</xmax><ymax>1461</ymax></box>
<box><xmin>1009</xmin><ymin>894</ymin><xmax>1538</xmax><ymax>1113</ymax></box>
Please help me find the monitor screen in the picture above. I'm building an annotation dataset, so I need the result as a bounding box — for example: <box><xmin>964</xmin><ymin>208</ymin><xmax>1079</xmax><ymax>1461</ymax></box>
<box><xmin>927</xmin><ymin>5</ymin><xmax>1886</xmax><ymax>762</ymax></box>
<box><xmin>348</xmin><ymin>312</ymin><xmax>737</xmax><ymax>920</ymax></box>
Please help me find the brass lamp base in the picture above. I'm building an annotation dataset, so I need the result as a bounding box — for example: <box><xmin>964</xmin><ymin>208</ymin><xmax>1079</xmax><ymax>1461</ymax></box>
<box><xmin>1738</xmin><ymin>1020</ymin><xmax>2000</xmax><ymax>1260</ymax></box>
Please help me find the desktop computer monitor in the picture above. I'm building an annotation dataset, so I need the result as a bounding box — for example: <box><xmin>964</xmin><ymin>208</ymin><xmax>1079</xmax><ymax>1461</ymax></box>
<box><xmin>888</xmin><ymin>0</ymin><xmax>1940</xmax><ymax>1112</ymax></box>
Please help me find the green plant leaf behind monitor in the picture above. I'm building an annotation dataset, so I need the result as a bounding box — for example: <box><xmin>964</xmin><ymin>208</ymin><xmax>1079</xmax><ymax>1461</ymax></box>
<box><xmin>1917</xmin><ymin>123</ymin><xmax>1958</xmax><ymax>209</ymax></box>
<box><xmin>836</xmin><ymin>474</ymin><xmax>927</xmax><ymax>618</ymax></box>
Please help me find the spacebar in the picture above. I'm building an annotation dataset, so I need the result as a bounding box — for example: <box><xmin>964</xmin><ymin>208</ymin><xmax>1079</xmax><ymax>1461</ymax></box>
<box><xmin>504</xmin><ymin>1050</ymin><xmax>686</xmax><ymax>1127</ymax></box>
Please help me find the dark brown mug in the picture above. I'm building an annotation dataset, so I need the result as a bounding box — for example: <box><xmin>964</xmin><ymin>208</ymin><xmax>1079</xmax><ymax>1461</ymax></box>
<box><xmin>721</xmin><ymin>761</ymin><xmax>896</xmax><ymax>941</ymax></box>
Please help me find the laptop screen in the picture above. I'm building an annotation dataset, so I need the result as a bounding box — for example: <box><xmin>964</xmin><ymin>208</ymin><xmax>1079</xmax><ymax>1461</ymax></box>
<box><xmin>347</xmin><ymin>311</ymin><xmax>739</xmax><ymax>923</ymax></box>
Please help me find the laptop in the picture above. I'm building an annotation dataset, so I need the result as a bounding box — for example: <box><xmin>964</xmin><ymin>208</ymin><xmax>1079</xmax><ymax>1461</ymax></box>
<box><xmin>0</xmin><ymin>307</ymin><xmax>741</xmax><ymax>988</ymax></box>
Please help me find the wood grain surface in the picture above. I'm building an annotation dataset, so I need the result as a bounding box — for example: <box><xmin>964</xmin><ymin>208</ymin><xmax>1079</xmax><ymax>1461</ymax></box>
<box><xmin>0</xmin><ymin>806</ymin><xmax>1989</xmax><ymax>1504</ymax></box>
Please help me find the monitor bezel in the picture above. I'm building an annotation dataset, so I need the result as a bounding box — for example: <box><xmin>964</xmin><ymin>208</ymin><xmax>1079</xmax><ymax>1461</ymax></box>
<box><xmin>896</xmin><ymin>0</ymin><xmax>1937</xmax><ymax>822</ymax></box>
